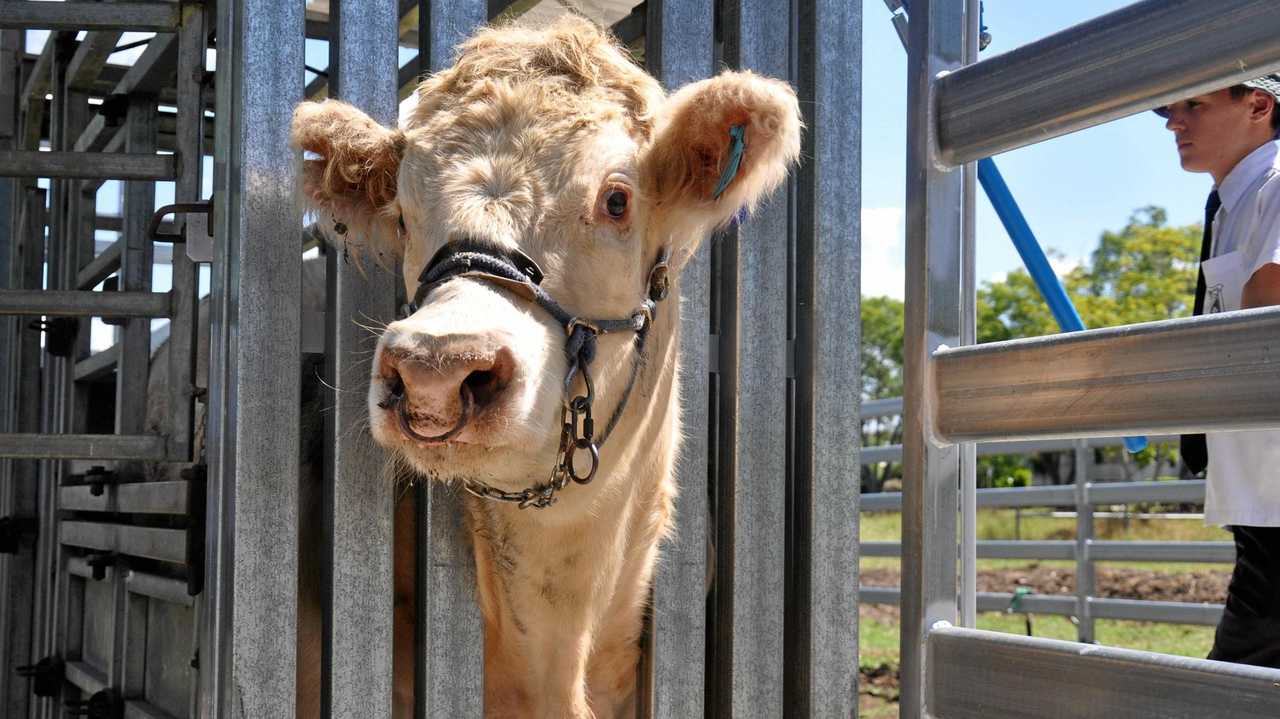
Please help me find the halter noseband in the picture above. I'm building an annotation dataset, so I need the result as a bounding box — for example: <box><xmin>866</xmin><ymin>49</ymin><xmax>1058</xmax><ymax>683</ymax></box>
<box><xmin>387</xmin><ymin>234</ymin><xmax>670</xmax><ymax>509</ymax></box>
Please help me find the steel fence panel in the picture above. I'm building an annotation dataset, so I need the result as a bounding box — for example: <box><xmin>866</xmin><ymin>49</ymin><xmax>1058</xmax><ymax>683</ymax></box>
<box><xmin>935</xmin><ymin>0</ymin><xmax>1280</xmax><ymax>164</ymax></box>
<box><xmin>323</xmin><ymin>2</ymin><xmax>400</xmax><ymax>716</ymax></box>
<box><xmin>415</xmin><ymin>3</ymin><xmax>487</xmax><ymax>718</ymax></box>
<box><xmin>929</xmin><ymin>626</ymin><xmax>1280</xmax><ymax>718</ymax></box>
<box><xmin>715</xmin><ymin>2</ymin><xmax>791</xmax><ymax>714</ymax></box>
<box><xmin>201</xmin><ymin>0</ymin><xmax>304</xmax><ymax>714</ymax></box>
<box><xmin>642</xmin><ymin>1</ymin><xmax>712</xmax><ymax>716</ymax></box>
<box><xmin>791</xmin><ymin>0</ymin><xmax>862</xmax><ymax>714</ymax></box>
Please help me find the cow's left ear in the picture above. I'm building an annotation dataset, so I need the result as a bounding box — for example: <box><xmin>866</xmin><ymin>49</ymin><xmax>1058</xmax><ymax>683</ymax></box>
<box><xmin>292</xmin><ymin>99</ymin><xmax>406</xmax><ymax>263</ymax></box>
<box><xmin>641</xmin><ymin>70</ymin><xmax>801</xmax><ymax>234</ymax></box>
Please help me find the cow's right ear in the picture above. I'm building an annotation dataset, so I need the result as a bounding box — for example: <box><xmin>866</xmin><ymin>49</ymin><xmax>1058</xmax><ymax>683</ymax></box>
<box><xmin>291</xmin><ymin>100</ymin><xmax>406</xmax><ymax>262</ymax></box>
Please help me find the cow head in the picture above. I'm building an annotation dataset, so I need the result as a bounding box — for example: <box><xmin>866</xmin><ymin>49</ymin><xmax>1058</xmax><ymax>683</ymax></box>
<box><xmin>291</xmin><ymin>18</ymin><xmax>800</xmax><ymax>497</ymax></box>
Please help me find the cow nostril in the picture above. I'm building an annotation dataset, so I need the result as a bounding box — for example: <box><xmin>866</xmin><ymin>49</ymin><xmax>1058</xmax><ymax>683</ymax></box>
<box><xmin>378</xmin><ymin>373</ymin><xmax>406</xmax><ymax>409</ymax></box>
<box><xmin>463</xmin><ymin>369</ymin><xmax>502</xmax><ymax>408</ymax></box>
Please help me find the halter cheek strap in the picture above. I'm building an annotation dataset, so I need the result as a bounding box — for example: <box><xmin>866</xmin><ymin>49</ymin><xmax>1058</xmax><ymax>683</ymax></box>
<box><xmin>393</xmin><ymin>235</ymin><xmax>670</xmax><ymax>509</ymax></box>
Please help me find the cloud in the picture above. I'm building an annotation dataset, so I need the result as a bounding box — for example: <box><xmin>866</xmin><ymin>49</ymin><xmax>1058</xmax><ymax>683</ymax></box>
<box><xmin>861</xmin><ymin>207</ymin><xmax>905</xmax><ymax>299</ymax></box>
<box><xmin>1049</xmin><ymin>254</ymin><xmax>1082</xmax><ymax>276</ymax></box>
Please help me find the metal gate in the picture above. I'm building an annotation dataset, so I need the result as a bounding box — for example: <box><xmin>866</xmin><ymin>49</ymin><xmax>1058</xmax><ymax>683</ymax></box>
<box><xmin>900</xmin><ymin>0</ymin><xmax>1280</xmax><ymax>717</ymax></box>
<box><xmin>2</xmin><ymin>1</ymin><xmax>860</xmax><ymax>717</ymax></box>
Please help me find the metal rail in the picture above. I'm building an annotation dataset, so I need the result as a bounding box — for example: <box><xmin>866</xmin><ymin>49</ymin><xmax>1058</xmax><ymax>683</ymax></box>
<box><xmin>928</xmin><ymin>626</ymin><xmax>1280</xmax><ymax>718</ymax></box>
<box><xmin>0</xmin><ymin>2</ymin><xmax>180</xmax><ymax>32</ymax></box>
<box><xmin>933</xmin><ymin>307</ymin><xmax>1280</xmax><ymax>442</ymax></box>
<box><xmin>936</xmin><ymin>0</ymin><xmax>1280</xmax><ymax>164</ymax></box>
<box><xmin>0</xmin><ymin>289</ymin><xmax>170</xmax><ymax>318</ymax></box>
<box><xmin>0</xmin><ymin>150</ymin><xmax>176</xmax><ymax>180</ymax></box>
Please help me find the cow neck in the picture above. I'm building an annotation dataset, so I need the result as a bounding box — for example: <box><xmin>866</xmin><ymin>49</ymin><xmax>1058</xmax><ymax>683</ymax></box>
<box><xmin>393</xmin><ymin>229</ymin><xmax>671</xmax><ymax>509</ymax></box>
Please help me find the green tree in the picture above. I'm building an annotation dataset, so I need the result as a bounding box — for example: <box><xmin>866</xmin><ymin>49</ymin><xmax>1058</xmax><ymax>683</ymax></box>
<box><xmin>864</xmin><ymin>207</ymin><xmax>1202</xmax><ymax>489</ymax></box>
<box><xmin>860</xmin><ymin>296</ymin><xmax>904</xmax><ymax>492</ymax></box>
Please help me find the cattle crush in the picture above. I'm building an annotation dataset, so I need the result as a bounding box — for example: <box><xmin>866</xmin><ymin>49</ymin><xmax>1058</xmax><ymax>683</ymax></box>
<box><xmin>1</xmin><ymin>1</ymin><xmax>1279</xmax><ymax>718</ymax></box>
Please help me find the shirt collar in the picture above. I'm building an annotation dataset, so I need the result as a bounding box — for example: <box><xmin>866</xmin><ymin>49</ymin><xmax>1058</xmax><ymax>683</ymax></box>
<box><xmin>1217</xmin><ymin>140</ymin><xmax>1279</xmax><ymax>212</ymax></box>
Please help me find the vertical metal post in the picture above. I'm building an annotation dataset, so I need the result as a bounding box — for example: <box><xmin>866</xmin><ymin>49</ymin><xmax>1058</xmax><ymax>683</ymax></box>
<box><xmin>717</xmin><ymin>1</ymin><xmax>791</xmax><ymax>715</ymax></box>
<box><xmin>416</xmin><ymin>3</ymin><xmax>486</xmax><ymax>717</ymax></box>
<box><xmin>167</xmin><ymin>1</ymin><xmax>208</xmax><ymax>465</ymax></box>
<box><xmin>1074</xmin><ymin>440</ymin><xmax>1095</xmax><ymax>644</ymax></box>
<box><xmin>958</xmin><ymin>0</ymin><xmax>980</xmax><ymax>630</ymax></box>
<box><xmin>116</xmin><ymin>96</ymin><xmax>157</xmax><ymax>447</ymax></box>
<box><xmin>902</xmin><ymin>0</ymin><xmax>963</xmax><ymax>716</ymax></box>
<box><xmin>19</xmin><ymin>189</ymin><xmax>48</xmax><ymax>719</ymax></box>
<box><xmin>201</xmin><ymin>0</ymin><xmax>303</xmax><ymax>714</ymax></box>
<box><xmin>5</xmin><ymin>188</ymin><xmax>43</xmax><ymax>719</ymax></box>
<box><xmin>0</xmin><ymin>28</ymin><xmax>23</xmax><ymax>718</ymax></box>
<box><xmin>791</xmin><ymin>0</ymin><xmax>861</xmax><ymax>715</ymax></box>
<box><xmin>41</xmin><ymin>41</ymin><xmax>76</xmax><ymax>719</ymax></box>
<box><xmin>324</xmin><ymin>1</ymin><xmax>398</xmax><ymax>716</ymax></box>
<box><xmin>642</xmin><ymin>2</ymin><xmax>712</xmax><ymax>716</ymax></box>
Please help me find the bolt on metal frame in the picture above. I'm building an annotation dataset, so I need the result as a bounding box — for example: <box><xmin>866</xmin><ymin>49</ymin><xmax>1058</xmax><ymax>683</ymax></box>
<box><xmin>903</xmin><ymin>0</ymin><xmax>1280</xmax><ymax>717</ymax></box>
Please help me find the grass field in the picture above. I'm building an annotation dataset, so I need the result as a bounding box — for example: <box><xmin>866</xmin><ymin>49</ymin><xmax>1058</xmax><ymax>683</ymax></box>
<box><xmin>857</xmin><ymin>508</ymin><xmax>1229</xmax><ymax>715</ymax></box>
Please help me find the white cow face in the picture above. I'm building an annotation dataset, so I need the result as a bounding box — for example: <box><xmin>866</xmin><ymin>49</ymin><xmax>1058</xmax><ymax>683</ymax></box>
<box><xmin>291</xmin><ymin>18</ymin><xmax>800</xmax><ymax>492</ymax></box>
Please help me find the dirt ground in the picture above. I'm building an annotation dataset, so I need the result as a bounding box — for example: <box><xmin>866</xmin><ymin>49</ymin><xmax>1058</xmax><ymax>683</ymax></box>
<box><xmin>856</xmin><ymin>564</ymin><xmax>1232</xmax><ymax>713</ymax></box>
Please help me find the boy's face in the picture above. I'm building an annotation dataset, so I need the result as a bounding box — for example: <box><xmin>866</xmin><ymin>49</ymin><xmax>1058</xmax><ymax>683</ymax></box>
<box><xmin>1160</xmin><ymin>89</ymin><xmax>1271</xmax><ymax>179</ymax></box>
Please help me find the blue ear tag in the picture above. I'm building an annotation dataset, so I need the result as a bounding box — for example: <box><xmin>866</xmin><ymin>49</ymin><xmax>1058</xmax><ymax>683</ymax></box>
<box><xmin>713</xmin><ymin>125</ymin><xmax>747</xmax><ymax>199</ymax></box>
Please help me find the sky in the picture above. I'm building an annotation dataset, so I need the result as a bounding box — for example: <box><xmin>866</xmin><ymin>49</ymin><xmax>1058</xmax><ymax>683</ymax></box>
<box><xmin>859</xmin><ymin>0</ymin><xmax>1213</xmax><ymax>298</ymax></box>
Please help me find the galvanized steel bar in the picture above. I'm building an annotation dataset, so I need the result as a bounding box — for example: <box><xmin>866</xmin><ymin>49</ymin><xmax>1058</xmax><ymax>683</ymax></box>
<box><xmin>901</xmin><ymin>0</ymin><xmax>963</xmax><ymax>714</ymax></box>
<box><xmin>928</xmin><ymin>625</ymin><xmax>1280</xmax><ymax>718</ymax></box>
<box><xmin>0</xmin><ymin>37</ymin><xmax>33</xmax><ymax>708</ymax></box>
<box><xmin>860</xmin><ymin>479</ymin><xmax>1205</xmax><ymax>512</ymax></box>
<box><xmin>114</xmin><ymin>96</ymin><xmax>156</xmax><ymax>456</ymax></box>
<box><xmin>0</xmin><ymin>289</ymin><xmax>170</xmax><ymax>317</ymax></box>
<box><xmin>1088</xmin><ymin>540</ymin><xmax>1234</xmax><ymax>564</ymax></box>
<box><xmin>0</xmin><ymin>150</ymin><xmax>176</xmax><ymax>180</ymax></box>
<box><xmin>936</xmin><ymin>0</ymin><xmax>1280</xmax><ymax>165</ymax></box>
<box><xmin>201</xmin><ymin>0</ymin><xmax>303</xmax><ymax>714</ymax></box>
<box><xmin>863</xmin><ymin>433</ymin><xmax>1181</xmax><ymax>465</ymax></box>
<box><xmin>642</xmin><ymin>1</ymin><xmax>712</xmax><ymax>716</ymax></box>
<box><xmin>14</xmin><ymin>189</ymin><xmax>51</xmax><ymax>719</ymax></box>
<box><xmin>862</xmin><ymin>540</ymin><xmax>1076</xmax><ymax>561</ymax></box>
<box><xmin>716</xmin><ymin>2</ymin><xmax>791</xmax><ymax>714</ymax></box>
<box><xmin>1087</xmin><ymin>598</ymin><xmax>1223</xmax><ymax>626</ymax></box>
<box><xmin>416</xmin><ymin>3</ymin><xmax>487</xmax><ymax>718</ymax></box>
<box><xmin>958</xmin><ymin>0</ymin><xmax>979</xmax><ymax>631</ymax></box>
<box><xmin>324</xmin><ymin>1</ymin><xmax>399</xmax><ymax>716</ymax></box>
<box><xmin>791</xmin><ymin>0</ymin><xmax>861</xmax><ymax>714</ymax></box>
<box><xmin>166</xmin><ymin>1</ymin><xmax>207</xmax><ymax>464</ymax></box>
<box><xmin>1073</xmin><ymin>441</ymin><xmax>1095</xmax><ymax>643</ymax></box>
<box><xmin>0</xmin><ymin>433</ymin><xmax>167</xmax><ymax>460</ymax></box>
<box><xmin>0</xmin><ymin>2</ymin><xmax>180</xmax><ymax>32</ymax></box>
<box><xmin>933</xmin><ymin>308</ymin><xmax>1280</xmax><ymax>442</ymax></box>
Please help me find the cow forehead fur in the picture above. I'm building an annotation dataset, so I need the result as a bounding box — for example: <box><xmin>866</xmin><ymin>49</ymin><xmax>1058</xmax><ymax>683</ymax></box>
<box><xmin>409</xmin><ymin>18</ymin><xmax>663</xmax><ymax>141</ymax></box>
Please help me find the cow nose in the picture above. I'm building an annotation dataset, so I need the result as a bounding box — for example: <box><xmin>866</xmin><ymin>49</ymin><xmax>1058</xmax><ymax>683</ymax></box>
<box><xmin>379</xmin><ymin>348</ymin><xmax>515</xmax><ymax>442</ymax></box>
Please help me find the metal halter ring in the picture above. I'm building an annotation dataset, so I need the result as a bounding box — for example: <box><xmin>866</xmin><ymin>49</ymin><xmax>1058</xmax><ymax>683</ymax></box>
<box><xmin>381</xmin><ymin>381</ymin><xmax>473</xmax><ymax>444</ymax></box>
<box><xmin>567</xmin><ymin>439</ymin><xmax>600</xmax><ymax>484</ymax></box>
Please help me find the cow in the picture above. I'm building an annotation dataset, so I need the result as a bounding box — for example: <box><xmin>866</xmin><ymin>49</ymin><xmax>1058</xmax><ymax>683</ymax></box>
<box><xmin>291</xmin><ymin>16</ymin><xmax>801</xmax><ymax>718</ymax></box>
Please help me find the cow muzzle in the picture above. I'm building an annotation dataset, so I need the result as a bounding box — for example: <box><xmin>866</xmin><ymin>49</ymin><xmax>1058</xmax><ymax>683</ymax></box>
<box><xmin>377</xmin><ymin>345</ymin><xmax>516</xmax><ymax>444</ymax></box>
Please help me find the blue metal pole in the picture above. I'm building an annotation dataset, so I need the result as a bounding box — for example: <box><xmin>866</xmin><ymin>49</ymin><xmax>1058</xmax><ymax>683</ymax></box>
<box><xmin>976</xmin><ymin>160</ymin><xmax>1146</xmax><ymax>453</ymax></box>
<box><xmin>977</xmin><ymin>158</ymin><xmax>1086</xmax><ymax>332</ymax></box>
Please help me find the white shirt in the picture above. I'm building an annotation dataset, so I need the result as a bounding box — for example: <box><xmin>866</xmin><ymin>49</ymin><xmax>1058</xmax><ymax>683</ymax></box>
<box><xmin>1201</xmin><ymin>140</ymin><xmax>1280</xmax><ymax>526</ymax></box>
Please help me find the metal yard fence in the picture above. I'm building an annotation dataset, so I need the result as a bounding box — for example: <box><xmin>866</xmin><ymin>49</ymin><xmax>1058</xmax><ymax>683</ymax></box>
<box><xmin>860</xmin><ymin>397</ymin><xmax>1232</xmax><ymax>640</ymax></box>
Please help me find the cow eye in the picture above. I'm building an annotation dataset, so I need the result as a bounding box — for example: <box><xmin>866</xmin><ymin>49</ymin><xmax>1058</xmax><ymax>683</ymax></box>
<box><xmin>605</xmin><ymin>189</ymin><xmax>628</xmax><ymax>219</ymax></box>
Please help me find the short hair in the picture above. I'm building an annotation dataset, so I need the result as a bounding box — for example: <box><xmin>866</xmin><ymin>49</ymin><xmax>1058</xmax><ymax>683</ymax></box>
<box><xmin>1228</xmin><ymin>84</ymin><xmax>1280</xmax><ymax>131</ymax></box>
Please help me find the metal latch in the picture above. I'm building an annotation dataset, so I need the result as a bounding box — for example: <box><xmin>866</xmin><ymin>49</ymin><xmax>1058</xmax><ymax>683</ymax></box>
<box><xmin>16</xmin><ymin>656</ymin><xmax>64</xmax><ymax>698</ymax></box>
<box><xmin>67</xmin><ymin>466</ymin><xmax>118</xmax><ymax>497</ymax></box>
<box><xmin>149</xmin><ymin>199</ymin><xmax>214</xmax><ymax>262</ymax></box>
